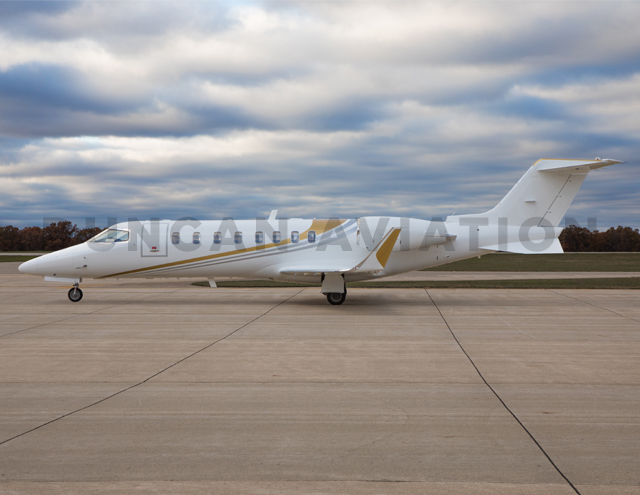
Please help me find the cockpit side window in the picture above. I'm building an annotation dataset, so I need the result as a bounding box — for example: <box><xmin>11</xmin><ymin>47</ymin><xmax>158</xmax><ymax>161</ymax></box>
<box><xmin>90</xmin><ymin>229</ymin><xmax>129</xmax><ymax>243</ymax></box>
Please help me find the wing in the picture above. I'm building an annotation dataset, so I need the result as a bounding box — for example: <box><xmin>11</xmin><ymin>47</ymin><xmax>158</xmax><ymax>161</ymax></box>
<box><xmin>279</xmin><ymin>227</ymin><xmax>401</xmax><ymax>276</ymax></box>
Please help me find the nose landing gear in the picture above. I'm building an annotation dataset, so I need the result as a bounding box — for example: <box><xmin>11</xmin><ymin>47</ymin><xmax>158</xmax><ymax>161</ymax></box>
<box><xmin>68</xmin><ymin>283</ymin><xmax>83</xmax><ymax>302</ymax></box>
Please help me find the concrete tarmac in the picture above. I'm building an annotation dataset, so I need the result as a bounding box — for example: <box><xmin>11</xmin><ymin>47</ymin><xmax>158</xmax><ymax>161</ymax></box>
<box><xmin>0</xmin><ymin>271</ymin><xmax>639</xmax><ymax>494</ymax></box>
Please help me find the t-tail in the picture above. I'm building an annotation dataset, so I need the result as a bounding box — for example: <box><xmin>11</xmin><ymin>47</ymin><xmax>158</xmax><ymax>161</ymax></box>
<box><xmin>447</xmin><ymin>158</ymin><xmax>623</xmax><ymax>254</ymax></box>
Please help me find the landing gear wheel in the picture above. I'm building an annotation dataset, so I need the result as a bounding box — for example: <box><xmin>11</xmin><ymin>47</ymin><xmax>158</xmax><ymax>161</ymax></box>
<box><xmin>326</xmin><ymin>291</ymin><xmax>346</xmax><ymax>305</ymax></box>
<box><xmin>68</xmin><ymin>287</ymin><xmax>83</xmax><ymax>302</ymax></box>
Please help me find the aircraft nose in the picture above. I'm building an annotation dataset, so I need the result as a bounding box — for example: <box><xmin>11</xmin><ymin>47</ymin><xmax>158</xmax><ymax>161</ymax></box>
<box><xmin>18</xmin><ymin>257</ymin><xmax>40</xmax><ymax>275</ymax></box>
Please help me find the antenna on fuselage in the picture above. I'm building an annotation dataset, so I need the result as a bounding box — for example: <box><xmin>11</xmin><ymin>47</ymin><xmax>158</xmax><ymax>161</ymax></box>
<box><xmin>268</xmin><ymin>210</ymin><xmax>278</xmax><ymax>221</ymax></box>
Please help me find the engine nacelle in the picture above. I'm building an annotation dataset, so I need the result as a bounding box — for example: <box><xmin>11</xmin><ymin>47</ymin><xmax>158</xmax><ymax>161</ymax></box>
<box><xmin>357</xmin><ymin>217</ymin><xmax>455</xmax><ymax>252</ymax></box>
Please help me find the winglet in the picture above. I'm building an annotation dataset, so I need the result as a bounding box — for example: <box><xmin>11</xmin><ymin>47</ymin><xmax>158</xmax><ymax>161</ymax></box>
<box><xmin>354</xmin><ymin>228</ymin><xmax>401</xmax><ymax>272</ymax></box>
<box><xmin>375</xmin><ymin>228</ymin><xmax>401</xmax><ymax>267</ymax></box>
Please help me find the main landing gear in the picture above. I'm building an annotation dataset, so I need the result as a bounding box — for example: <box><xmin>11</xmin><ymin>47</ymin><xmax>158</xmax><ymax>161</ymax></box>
<box><xmin>68</xmin><ymin>283</ymin><xmax>83</xmax><ymax>302</ymax></box>
<box><xmin>322</xmin><ymin>273</ymin><xmax>347</xmax><ymax>306</ymax></box>
<box><xmin>326</xmin><ymin>288</ymin><xmax>347</xmax><ymax>305</ymax></box>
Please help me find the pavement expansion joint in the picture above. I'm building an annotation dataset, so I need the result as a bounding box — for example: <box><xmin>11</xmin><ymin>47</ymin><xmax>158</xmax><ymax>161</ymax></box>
<box><xmin>425</xmin><ymin>289</ymin><xmax>582</xmax><ymax>495</ymax></box>
<box><xmin>140</xmin><ymin>288</ymin><xmax>305</xmax><ymax>384</ymax></box>
<box><xmin>548</xmin><ymin>289</ymin><xmax>640</xmax><ymax>325</ymax></box>
<box><xmin>0</xmin><ymin>288</ymin><xmax>305</xmax><ymax>449</ymax></box>
<box><xmin>0</xmin><ymin>313</ymin><xmax>83</xmax><ymax>339</ymax></box>
<box><xmin>0</xmin><ymin>287</ymin><xmax>172</xmax><ymax>340</ymax></box>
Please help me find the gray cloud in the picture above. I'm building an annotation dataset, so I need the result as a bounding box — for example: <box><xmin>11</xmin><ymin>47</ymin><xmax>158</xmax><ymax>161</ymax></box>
<box><xmin>0</xmin><ymin>1</ymin><xmax>77</xmax><ymax>19</ymax></box>
<box><xmin>0</xmin><ymin>1</ymin><xmax>638</xmax><ymax>229</ymax></box>
<box><xmin>0</xmin><ymin>1</ymin><xmax>233</xmax><ymax>42</ymax></box>
<box><xmin>0</xmin><ymin>63</ymin><xmax>139</xmax><ymax>114</ymax></box>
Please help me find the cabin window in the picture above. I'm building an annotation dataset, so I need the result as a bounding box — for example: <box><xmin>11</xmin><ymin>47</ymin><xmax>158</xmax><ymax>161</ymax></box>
<box><xmin>213</xmin><ymin>231</ymin><xmax>222</xmax><ymax>244</ymax></box>
<box><xmin>234</xmin><ymin>231</ymin><xmax>243</xmax><ymax>244</ymax></box>
<box><xmin>308</xmin><ymin>230</ymin><xmax>316</xmax><ymax>243</ymax></box>
<box><xmin>171</xmin><ymin>232</ymin><xmax>180</xmax><ymax>245</ymax></box>
<box><xmin>90</xmin><ymin>229</ymin><xmax>129</xmax><ymax>243</ymax></box>
<box><xmin>273</xmin><ymin>231</ymin><xmax>281</xmax><ymax>244</ymax></box>
<box><xmin>291</xmin><ymin>231</ymin><xmax>300</xmax><ymax>243</ymax></box>
<box><xmin>193</xmin><ymin>232</ymin><xmax>201</xmax><ymax>245</ymax></box>
<box><xmin>255</xmin><ymin>231</ymin><xmax>264</xmax><ymax>244</ymax></box>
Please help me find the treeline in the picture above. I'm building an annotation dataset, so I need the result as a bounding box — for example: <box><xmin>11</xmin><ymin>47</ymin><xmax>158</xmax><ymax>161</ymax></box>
<box><xmin>560</xmin><ymin>225</ymin><xmax>640</xmax><ymax>252</ymax></box>
<box><xmin>1</xmin><ymin>221</ymin><xmax>640</xmax><ymax>252</ymax></box>
<box><xmin>0</xmin><ymin>221</ymin><xmax>102</xmax><ymax>252</ymax></box>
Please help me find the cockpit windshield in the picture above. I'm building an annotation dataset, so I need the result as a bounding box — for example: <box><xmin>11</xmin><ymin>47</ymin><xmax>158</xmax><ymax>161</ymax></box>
<box><xmin>90</xmin><ymin>229</ymin><xmax>130</xmax><ymax>243</ymax></box>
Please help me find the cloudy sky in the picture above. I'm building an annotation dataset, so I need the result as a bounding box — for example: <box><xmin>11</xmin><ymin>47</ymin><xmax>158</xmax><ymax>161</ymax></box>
<box><xmin>0</xmin><ymin>1</ymin><xmax>638</xmax><ymax>229</ymax></box>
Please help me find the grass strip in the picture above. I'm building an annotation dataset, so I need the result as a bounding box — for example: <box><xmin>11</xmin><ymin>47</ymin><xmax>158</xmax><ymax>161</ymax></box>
<box><xmin>349</xmin><ymin>278</ymin><xmax>640</xmax><ymax>289</ymax></box>
<box><xmin>0</xmin><ymin>255</ymin><xmax>40</xmax><ymax>263</ymax></box>
<box><xmin>193</xmin><ymin>278</ymin><xmax>640</xmax><ymax>290</ymax></box>
<box><xmin>192</xmin><ymin>280</ymin><xmax>318</xmax><ymax>288</ymax></box>
<box><xmin>421</xmin><ymin>252</ymin><xmax>640</xmax><ymax>272</ymax></box>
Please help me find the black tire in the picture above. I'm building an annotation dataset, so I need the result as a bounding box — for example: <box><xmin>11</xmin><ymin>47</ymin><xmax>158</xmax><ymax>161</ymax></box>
<box><xmin>326</xmin><ymin>292</ymin><xmax>346</xmax><ymax>305</ymax></box>
<box><xmin>68</xmin><ymin>287</ymin><xmax>83</xmax><ymax>302</ymax></box>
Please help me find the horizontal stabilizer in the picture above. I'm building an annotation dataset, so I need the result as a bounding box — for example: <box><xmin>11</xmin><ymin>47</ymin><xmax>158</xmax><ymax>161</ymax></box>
<box><xmin>537</xmin><ymin>158</ymin><xmax>623</xmax><ymax>173</ymax></box>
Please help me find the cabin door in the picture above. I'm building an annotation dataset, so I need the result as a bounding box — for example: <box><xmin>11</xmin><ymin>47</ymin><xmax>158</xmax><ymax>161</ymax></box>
<box><xmin>141</xmin><ymin>223</ymin><xmax>168</xmax><ymax>257</ymax></box>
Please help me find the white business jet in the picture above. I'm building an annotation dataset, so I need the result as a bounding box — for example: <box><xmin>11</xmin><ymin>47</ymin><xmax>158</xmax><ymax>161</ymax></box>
<box><xmin>19</xmin><ymin>158</ymin><xmax>621</xmax><ymax>305</ymax></box>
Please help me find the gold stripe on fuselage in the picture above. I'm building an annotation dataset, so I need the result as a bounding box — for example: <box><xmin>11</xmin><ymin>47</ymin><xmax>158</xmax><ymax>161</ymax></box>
<box><xmin>101</xmin><ymin>218</ymin><xmax>347</xmax><ymax>278</ymax></box>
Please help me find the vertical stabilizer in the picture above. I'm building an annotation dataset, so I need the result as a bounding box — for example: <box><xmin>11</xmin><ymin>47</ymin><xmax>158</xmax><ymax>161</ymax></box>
<box><xmin>447</xmin><ymin>158</ymin><xmax>622</xmax><ymax>255</ymax></box>
<box><xmin>461</xmin><ymin>158</ymin><xmax>621</xmax><ymax>228</ymax></box>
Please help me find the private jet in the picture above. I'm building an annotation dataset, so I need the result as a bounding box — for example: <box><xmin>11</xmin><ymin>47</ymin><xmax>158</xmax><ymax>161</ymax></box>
<box><xmin>19</xmin><ymin>158</ymin><xmax>621</xmax><ymax>304</ymax></box>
